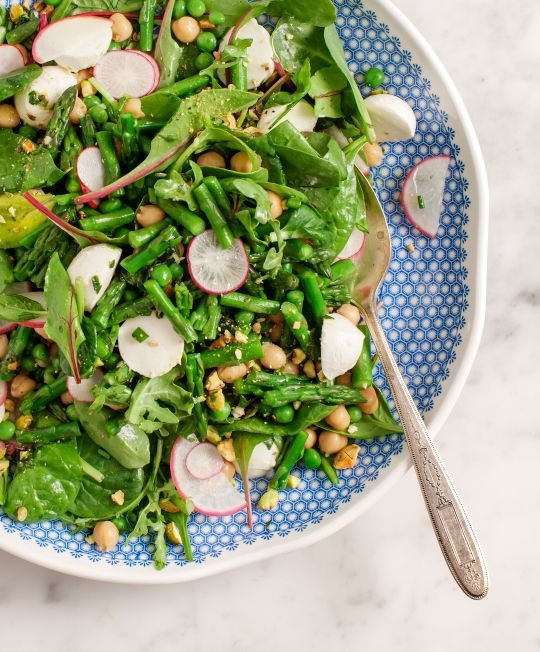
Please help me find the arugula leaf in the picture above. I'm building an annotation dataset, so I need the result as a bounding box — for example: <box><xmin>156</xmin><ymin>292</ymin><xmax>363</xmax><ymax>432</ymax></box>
<box><xmin>5</xmin><ymin>441</ymin><xmax>83</xmax><ymax>522</ymax></box>
<box><xmin>154</xmin><ymin>170</ymin><xmax>198</xmax><ymax>210</ymax></box>
<box><xmin>220</xmin><ymin>178</ymin><xmax>272</xmax><ymax>223</ymax></box>
<box><xmin>126</xmin><ymin>368</ymin><xmax>194</xmax><ymax>434</ymax></box>
<box><xmin>90</xmin><ymin>384</ymin><xmax>132</xmax><ymax>412</ymax></box>
<box><xmin>0</xmin><ymin>64</ymin><xmax>41</xmax><ymax>103</ymax></box>
<box><xmin>233</xmin><ymin>433</ymin><xmax>269</xmax><ymax>528</ymax></box>
<box><xmin>0</xmin><ymin>294</ymin><xmax>46</xmax><ymax>322</ymax></box>
<box><xmin>0</xmin><ymin>191</ymin><xmax>54</xmax><ymax>249</ymax></box>
<box><xmin>44</xmin><ymin>253</ymin><xmax>85</xmax><ymax>383</ymax></box>
<box><xmin>154</xmin><ymin>0</ymin><xmax>183</xmax><ymax>89</ymax></box>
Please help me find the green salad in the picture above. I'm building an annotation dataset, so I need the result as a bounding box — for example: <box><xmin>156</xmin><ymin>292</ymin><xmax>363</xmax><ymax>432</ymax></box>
<box><xmin>0</xmin><ymin>0</ymin><xmax>417</xmax><ymax>568</ymax></box>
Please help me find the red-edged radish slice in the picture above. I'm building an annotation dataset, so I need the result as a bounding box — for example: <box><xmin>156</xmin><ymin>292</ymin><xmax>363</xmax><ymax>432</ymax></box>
<box><xmin>401</xmin><ymin>155</ymin><xmax>451</xmax><ymax>239</ymax></box>
<box><xmin>32</xmin><ymin>15</ymin><xmax>112</xmax><ymax>71</ymax></box>
<box><xmin>186</xmin><ymin>443</ymin><xmax>225</xmax><ymax>480</ymax></box>
<box><xmin>18</xmin><ymin>291</ymin><xmax>47</xmax><ymax>328</ymax></box>
<box><xmin>93</xmin><ymin>50</ymin><xmax>159</xmax><ymax>99</ymax></box>
<box><xmin>77</xmin><ymin>147</ymin><xmax>105</xmax><ymax>194</ymax></box>
<box><xmin>0</xmin><ymin>380</ymin><xmax>8</xmax><ymax>405</ymax></box>
<box><xmin>118</xmin><ymin>313</ymin><xmax>185</xmax><ymax>378</ymax></box>
<box><xmin>0</xmin><ymin>44</ymin><xmax>25</xmax><ymax>75</ymax></box>
<box><xmin>335</xmin><ymin>227</ymin><xmax>366</xmax><ymax>262</ymax></box>
<box><xmin>67</xmin><ymin>244</ymin><xmax>121</xmax><ymax>311</ymax></box>
<box><xmin>0</xmin><ymin>404</ymin><xmax>5</xmax><ymax>422</ymax></box>
<box><xmin>321</xmin><ymin>313</ymin><xmax>365</xmax><ymax>381</ymax></box>
<box><xmin>66</xmin><ymin>368</ymin><xmax>104</xmax><ymax>403</ymax></box>
<box><xmin>171</xmin><ymin>437</ymin><xmax>247</xmax><ymax>517</ymax></box>
<box><xmin>364</xmin><ymin>93</ymin><xmax>417</xmax><ymax>142</ymax></box>
<box><xmin>0</xmin><ymin>321</ymin><xmax>16</xmax><ymax>335</ymax></box>
<box><xmin>187</xmin><ymin>231</ymin><xmax>248</xmax><ymax>296</ymax></box>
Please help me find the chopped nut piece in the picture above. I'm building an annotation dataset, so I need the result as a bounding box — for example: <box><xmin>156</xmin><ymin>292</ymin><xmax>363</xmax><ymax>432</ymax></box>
<box><xmin>232</xmin><ymin>405</ymin><xmax>245</xmax><ymax>419</ymax></box>
<box><xmin>205</xmin><ymin>370</ymin><xmax>225</xmax><ymax>392</ymax></box>
<box><xmin>0</xmin><ymin>459</ymin><xmax>9</xmax><ymax>475</ymax></box>
<box><xmin>22</xmin><ymin>139</ymin><xmax>35</xmax><ymax>153</ymax></box>
<box><xmin>206</xmin><ymin>426</ymin><xmax>221</xmax><ymax>444</ymax></box>
<box><xmin>217</xmin><ymin>438</ymin><xmax>235</xmax><ymax>462</ymax></box>
<box><xmin>19</xmin><ymin>450</ymin><xmax>30</xmax><ymax>461</ymax></box>
<box><xmin>303</xmin><ymin>360</ymin><xmax>316</xmax><ymax>379</ymax></box>
<box><xmin>286</xmin><ymin>474</ymin><xmax>301</xmax><ymax>489</ymax></box>
<box><xmin>159</xmin><ymin>499</ymin><xmax>180</xmax><ymax>513</ymax></box>
<box><xmin>4</xmin><ymin>399</ymin><xmax>15</xmax><ymax>412</ymax></box>
<box><xmin>292</xmin><ymin>321</ymin><xmax>301</xmax><ymax>330</ymax></box>
<box><xmin>7</xmin><ymin>362</ymin><xmax>18</xmax><ymax>371</ymax></box>
<box><xmin>235</xmin><ymin>330</ymin><xmax>248</xmax><ymax>344</ymax></box>
<box><xmin>16</xmin><ymin>506</ymin><xmax>28</xmax><ymax>522</ymax></box>
<box><xmin>165</xmin><ymin>522</ymin><xmax>182</xmax><ymax>544</ymax></box>
<box><xmin>199</xmin><ymin>19</ymin><xmax>215</xmax><ymax>29</ymax></box>
<box><xmin>406</xmin><ymin>243</ymin><xmax>415</xmax><ymax>253</ymax></box>
<box><xmin>234</xmin><ymin>348</ymin><xmax>242</xmax><ymax>360</ymax></box>
<box><xmin>10</xmin><ymin>4</ymin><xmax>25</xmax><ymax>21</ymax></box>
<box><xmin>111</xmin><ymin>490</ymin><xmax>125</xmax><ymax>506</ymax></box>
<box><xmin>333</xmin><ymin>444</ymin><xmax>360</xmax><ymax>470</ymax></box>
<box><xmin>291</xmin><ymin>348</ymin><xmax>306</xmax><ymax>365</ymax></box>
<box><xmin>224</xmin><ymin>113</ymin><xmax>236</xmax><ymax>129</ymax></box>
<box><xmin>293</xmin><ymin>401</ymin><xmax>301</xmax><ymax>410</ymax></box>
<box><xmin>81</xmin><ymin>80</ymin><xmax>96</xmax><ymax>97</ymax></box>
<box><xmin>15</xmin><ymin>415</ymin><xmax>33</xmax><ymax>430</ymax></box>
<box><xmin>207</xmin><ymin>388</ymin><xmax>225</xmax><ymax>412</ymax></box>
<box><xmin>252</xmin><ymin>322</ymin><xmax>262</xmax><ymax>334</ymax></box>
<box><xmin>258</xmin><ymin>488</ymin><xmax>279</xmax><ymax>510</ymax></box>
<box><xmin>317</xmin><ymin>370</ymin><xmax>327</xmax><ymax>382</ymax></box>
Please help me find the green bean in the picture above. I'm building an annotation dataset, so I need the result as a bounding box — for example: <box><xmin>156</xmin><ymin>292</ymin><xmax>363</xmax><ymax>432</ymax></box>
<box><xmin>43</xmin><ymin>86</ymin><xmax>77</xmax><ymax>157</ymax></box>
<box><xmin>6</xmin><ymin>16</ymin><xmax>39</xmax><ymax>44</ymax></box>
<box><xmin>185</xmin><ymin>354</ymin><xmax>207</xmax><ymax>440</ymax></box>
<box><xmin>51</xmin><ymin>0</ymin><xmax>74</xmax><ymax>21</ymax></box>
<box><xmin>16</xmin><ymin>422</ymin><xmax>81</xmax><ymax>445</ymax></box>
<box><xmin>203</xmin><ymin>177</ymin><xmax>231</xmax><ymax>218</ymax></box>
<box><xmin>203</xmin><ymin>296</ymin><xmax>221</xmax><ymax>340</ymax></box>
<box><xmin>270</xmin><ymin>431</ymin><xmax>309</xmax><ymax>489</ymax></box>
<box><xmin>189</xmin><ymin>300</ymin><xmax>208</xmax><ymax>331</ymax></box>
<box><xmin>220</xmin><ymin>292</ymin><xmax>280</xmax><ymax>315</ymax></box>
<box><xmin>193</xmin><ymin>184</ymin><xmax>234</xmax><ymax>250</ymax></box>
<box><xmin>273</xmin><ymin>269</ymin><xmax>300</xmax><ymax>293</ymax></box>
<box><xmin>95</xmin><ymin>131</ymin><xmax>123</xmax><ymax>197</ymax></box>
<box><xmin>159</xmin><ymin>200</ymin><xmax>205</xmax><ymax>236</ymax></box>
<box><xmin>351</xmin><ymin>324</ymin><xmax>372</xmax><ymax>390</ymax></box>
<box><xmin>280</xmin><ymin>301</ymin><xmax>312</xmax><ymax>353</ymax></box>
<box><xmin>154</xmin><ymin>75</ymin><xmax>210</xmax><ymax>98</ymax></box>
<box><xmin>110</xmin><ymin>296</ymin><xmax>154</xmax><ymax>324</ymax></box>
<box><xmin>0</xmin><ymin>326</ymin><xmax>32</xmax><ymax>381</ymax></box>
<box><xmin>319</xmin><ymin>455</ymin><xmax>339</xmax><ymax>484</ymax></box>
<box><xmin>199</xmin><ymin>339</ymin><xmax>263</xmax><ymax>369</ymax></box>
<box><xmin>139</xmin><ymin>0</ymin><xmax>155</xmax><ymax>52</ymax></box>
<box><xmin>285</xmin><ymin>290</ymin><xmax>304</xmax><ymax>311</ymax></box>
<box><xmin>144</xmin><ymin>280</ymin><xmax>197</xmax><ymax>343</ymax></box>
<box><xmin>80</xmin><ymin>114</ymin><xmax>96</xmax><ymax>147</ymax></box>
<box><xmin>284</xmin><ymin>240</ymin><xmax>314</xmax><ymax>261</ymax></box>
<box><xmin>262</xmin><ymin>385</ymin><xmax>365</xmax><ymax>409</ymax></box>
<box><xmin>121</xmin><ymin>225</ymin><xmax>181</xmax><ymax>274</ymax></box>
<box><xmin>91</xmin><ymin>279</ymin><xmax>127</xmax><ymax>330</ymax></box>
<box><xmin>19</xmin><ymin>377</ymin><xmax>68</xmax><ymax>415</ymax></box>
<box><xmin>119</xmin><ymin>111</ymin><xmax>139</xmax><ymax>168</ymax></box>
<box><xmin>79</xmin><ymin>207</ymin><xmax>135</xmax><ymax>232</ymax></box>
<box><xmin>300</xmin><ymin>270</ymin><xmax>326</xmax><ymax>328</ymax></box>
<box><xmin>128</xmin><ymin>220</ymin><xmax>169</xmax><ymax>248</ymax></box>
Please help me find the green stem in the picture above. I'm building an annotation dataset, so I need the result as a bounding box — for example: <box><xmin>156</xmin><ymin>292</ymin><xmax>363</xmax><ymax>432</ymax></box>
<box><xmin>144</xmin><ymin>280</ymin><xmax>197</xmax><ymax>343</ymax></box>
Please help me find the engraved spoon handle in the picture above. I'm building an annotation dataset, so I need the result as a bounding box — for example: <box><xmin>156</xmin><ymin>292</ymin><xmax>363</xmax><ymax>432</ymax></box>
<box><xmin>362</xmin><ymin>305</ymin><xmax>488</xmax><ymax>599</ymax></box>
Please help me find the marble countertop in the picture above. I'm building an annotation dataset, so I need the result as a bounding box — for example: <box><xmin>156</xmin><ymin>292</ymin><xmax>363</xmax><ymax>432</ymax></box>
<box><xmin>2</xmin><ymin>1</ymin><xmax>538</xmax><ymax>649</ymax></box>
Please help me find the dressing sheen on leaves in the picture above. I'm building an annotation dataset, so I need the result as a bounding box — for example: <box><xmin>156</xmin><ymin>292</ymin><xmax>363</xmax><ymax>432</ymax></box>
<box><xmin>0</xmin><ymin>192</ymin><xmax>54</xmax><ymax>249</ymax></box>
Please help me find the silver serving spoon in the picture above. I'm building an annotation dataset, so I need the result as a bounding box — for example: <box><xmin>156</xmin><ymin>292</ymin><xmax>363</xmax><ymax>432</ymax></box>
<box><xmin>351</xmin><ymin>173</ymin><xmax>488</xmax><ymax>599</ymax></box>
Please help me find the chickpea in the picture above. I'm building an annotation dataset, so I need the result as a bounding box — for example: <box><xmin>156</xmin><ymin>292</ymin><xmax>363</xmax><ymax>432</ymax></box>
<box><xmin>269</xmin><ymin>322</ymin><xmax>283</xmax><ymax>343</ymax></box>
<box><xmin>217</xmin><ymin>363</ymin><xmax>248</xmax><ymax>384</ymax></box>
<box><xmin>122</xmin><ymin>98</ymin><xmax>145</xmax><ymax>119</ymax></box>
<box><xmin>304</xmin><ymin>428</ymin><xmax>317</xmax><ymax>449</ymax></box>
<box><xmin>319</xmin><ymin>430</ymin><xmax>348</xmax><ymax>456</ymax></box>
<box><xmin>303</xmin><ymin>359</ymin><xmax>316</xmax><ymax>379</ymax></box>
<box><xmin>222</xmin><ymin>461</ymin><xmax>236</xmax><ymax>481</ymax></box>
<box><xmin>110</xmin><ymin>12</ymin><xmax>133</xmax><ymax>42</ymax></box>
<box><xmin>260</xmin><ymin>342</ymin><xmax>287</xmax><ymax>370</ymax></box>
<box><xmin>0</xmin><ymin>104</ymin><xmax>20</xmax><ymax>128</ymax></box>
<box><xmin>136</xmin><ymin>204</ymin><xmax>165</xmax><ymax>227</ymax></box>
<box><xmin>197</xmin><ymin>151</ymin><xmax>226</xmax><ymax>168</ymax></box>
<box><xmin>14</xmin><ymin>44</ymin><xmax>28</xmax><ymax>64</ymax></box>
<box><xmin>364</xmin><ymin>142</ymin><xmax>384</xmax><ymax>168</ymax></box>
<box><xmin>93</xmin><ymin>521</ymin><xmax>120</xmax><ymax>552</ymax></box>
<box><xmin>337</xmin><ymin>303</ymin><xmax>360</xmax><ymax>325</ymax></box>
<box><xmin>10</xmin><ymin>374</ymin><xmax>37</xmax><ymax>398</ymax></box>
<box><xmin>336</xmin><ymin>372</ymin><xmax>352</xmax><ymax>387</ymax></box>
<box><xmin>359</xmin><ymin>385</ymin><xmax>379</xmax><ymax>415</ymax></box>
<box><xmin>172</xmin><ymin>16</ymin><xmax>201</xmax><ymax>43</ymax></box>
<box><xmin>267</xmin><ymin>191</ymin><xmax>284</xmax><ymax>219</ymax></box>
<box><xmin>325</xmin><ymin>405</ymin><xmax>351</xmax><ymax>431</ymax></box>
<box><xmin>282</xmin><ymin>361</ymin><xmax>300</xmax><ymax>375</ymax></box>
<box><xmin>230</xmin><ymin>151</ymin><xmax>253</xmax><ymax>173</ymax></box>
<box><xmin>60</xmin><ymin>391</ymin><xmax>74</xmax><ymax>405</ymax></box>
<box><xmin>0</xmin><ymin>334</ymin><xmax>8</xmax><ymax>360</ymax></box>
<box><xmin>69</xmin><ymin>97</ymin><xmax>87</xmax><ymax>125</ymax></box>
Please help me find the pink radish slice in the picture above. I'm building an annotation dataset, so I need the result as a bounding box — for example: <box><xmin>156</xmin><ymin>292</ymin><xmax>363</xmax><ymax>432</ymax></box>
<box><xmin>77</xmin><ymin>147</ymin><xmax>105</xmax><ymax>193</ymax></box>
<box><xmin>0</xmin><ymin>44</ymin><xmax>25</xmax><ymax>75</ymax></box>
<box><xmin>94</xmin><ymin>50</ymin><xmax>159</xmax><ymax>99</ymax></box>
<box><xmin>66</xmin><ymin>369</ymin><xmax>104</xmax><ymax>403</ymax></box>
<box><xmin>187</xmin><ymin>231</ymin><xmax>249</xmax><ymax>296</ymax></box>
<box><xmin>0</xmin><ymin>380</ymin><xmax>7</xmax><ymax>405</ymax></box>
<box><xmin>39</xmin><ymin>12</ymin><xmax>48</xmax><ymax>30</ymax></box>
<box><xmin>171</xmin><ymin>437</ymin><xmax>246</xmax><ymax>517</ymax></box>
<box><xmin>0</xmin><ymin>320</ymin><xmax>16</xmax><ymax>335</ymax></box>
<box><xmin>401</xmin><ymin>155</ymin><xmax>451</xmax><ymax>238</ymax></box>
<box><xmin>0</xmin><ymin>404</ymin><xmax>4</xmax><ymax>422</ymax></box>
<box><xmin>335</xmin><ymin>227</ymin><xmax>366</xmax><ymax>261</ymax></box>
<box><xmin>186</xmin><ymin>442</ymin><xmax>225</xmax><ymax>480</ymax></box>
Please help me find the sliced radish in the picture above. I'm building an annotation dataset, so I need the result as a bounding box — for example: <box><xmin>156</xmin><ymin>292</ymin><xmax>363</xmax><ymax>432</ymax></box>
<box><xmin>18</xmin><ymin>291</ymin><xmax>46</xmax><ymax>328</ymax></box>
<box><xmin>321</xmin><ymin>313</ymin><xmax>365</xmax><ymax>381</ymax></box>
<box><xmin>0</xmin><ymin>321</ymin><xmax>16</xmax><ymax>335</ymax></box>
<box><xmin>0</xmin><ymin>404</ymin><xmax>4</xmax><ymax>423</ymax></box>
<box><xmin>67</xmin><ymin>244</ymin><xmax>121</xmax><ymax>311</ymax></box>
<box><xmin>0</xmin><ymin>380</ymin><xmax>7</xmax><ymax>405</ymax></box>
<box><xmin>186</xmin><ymin>443</ymin><xmax>225</xmax><ymax>480</ymax></box>
<box><xmin>32</xmin><ymin>15</ymin><xmax>112</xmax><ymax>72</ymax></box>
<box><xmin>234</xmin><ymin>441</ymin><xmax>279</xmax><ymax>479</ymax></box>
<box><xmin>364</xmin><ymin>93</ymin><xmax>417</xmax><ymax>142</ymax></box>
<box><xmin>0</xmin><ymin>44</ymin><xmax>25</xmax><ymax>75</ymax></box>
<box><xmin>15</xmin><ymin>65</ymin><xmax>77</xmax><ymax>129</ymax></box>
<box><xmin>171</xmin><ymin>437</ymin><xmax>246</xmax><ymax>517</ymax></box>
<box><xmin>66</xmin><ymin>368</ymin><xmax>104</xmax><ymax>403</ymax></box>
<box><xmin>77</xmin><ymin>147</ymin><xmax>105</xmax><ymax>194</ymax></box>
<box><xmin>335</xmin><ymin>227</ymin><xmax>366</xmax><ymax>262</ymax></box>
<box><xmin>94</xmin><ymin>50</ymin><xmax>159</xmax><ymax>99</ymax></box>
<box><xmin>219</xmin><ymin>19</ymin><xmax>274</xmax><ymax>90</ymax></box>
<box><xmin>187</xmin><ymin>230</ymin><xmax>248</xmax><ymax>296</ymax></box>
<box><xmin>118</xmin><ymin>313</ymin><xmax>185</xmax><ymax>378</ymax></box>
<box><xmin>401</xmin><ymin>156</ymin><xmax>451</xmax><ymax>238</ymax></box>
<box><xmin>258</xmin><ymin>100</ymin><xmax>317</xmax><ymax>135</ymax></box>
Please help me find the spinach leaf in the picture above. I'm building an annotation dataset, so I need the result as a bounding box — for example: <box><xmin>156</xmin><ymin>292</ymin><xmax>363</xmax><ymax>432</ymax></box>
<box><xmin>266</xmin><ymin>0</ymin><xmax>336</xmax><ymax>26</ymax></box>
<box><xmin>141</xmin><ymin>91</ymin><xmax>181</xmax><ymax>121</ymax></box>
<box><xmin>72</xmin><ymin>0</ymin><xmax>144</xmax><ymax>11</ymax></box>
<box><xmin>75</xmin><ymin>402</ymin><xmax>151</xmax><ymax>469</ymax></box>
<box><xmin>308</xmin><ymin>65</ymin><xmax>347</xmax><ymax>118</ymax></box>
<box><xmin>203</xmin><ymin>0</ymin><xmax>250</xmax><ymax>31</ymax></box>
<box><xmin>0</xmin><ymin>131</ymin><xmax>64</xmax><ymax>193</ymax></box>
<box><xmin>5</xmin><ymin>441</ymin><xmax>82</xmax><ymax>522</ymax></box>
<box><xmin>278</xmin><ymin>204</ymin><xmax>334</xmax><ymax>245</ymax></box>
<box><xmin>0</xmin><ymin>294</ymin><xmax>46</xmax><ymax>322</ymax></box>
<box><xmin>154</xmin><ymin>0</ymin><xmax>183</xmax><ymax>89</ymax></box>
<box><xmin>44</xmin><ymin>253</ymin><xmax>86</xmax><ymax>383</ymax></box>
<box><xmin>69</xmin><ymin>437</ymin><xmax>145</xmax><ymax>519</ymax></box>
<box><xmin>126</xmin><ymin>368</ymin><xmax>194</xmax><ymax>434</ymax></box>
<box><xmin>220</xmin><ymin>178</ymin><xmax>272</xmax><ymax>223</ymax></box>
<box><xmin>0</xmin><ymin>64</ymin><xmax>41</xmax><ymax>103</ymax></box>
<box><xmin>272</xmin><ymin>19</ymin><xmax>333</xmax><ymax>75</ymax></box>
<box><xmin>233</xmin><ymin>433</ymin><xmax>269</xmax><ymax>527</ymax></box>
<box><xmin>267</xmin><ymin>59</ymin><xmax>311</xmax><ymax>108</ymax></box>
<box><xmin>0</xmin><ymin>191</ymin><xmax>54</xmax><ymax>249</ymax></box>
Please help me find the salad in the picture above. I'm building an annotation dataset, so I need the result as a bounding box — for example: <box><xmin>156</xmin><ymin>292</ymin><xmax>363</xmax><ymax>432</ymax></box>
<box><xmin>0</xmin><ymin>0</ymin><xmax>446</xmax><ymax>569</ymax></box>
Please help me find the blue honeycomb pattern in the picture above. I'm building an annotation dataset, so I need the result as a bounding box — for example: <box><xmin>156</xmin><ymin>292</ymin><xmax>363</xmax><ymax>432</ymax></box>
<box><xmin>0</xmin><ymin>0</ymin><xmax>469</xmax><ymax>569</ymax></box>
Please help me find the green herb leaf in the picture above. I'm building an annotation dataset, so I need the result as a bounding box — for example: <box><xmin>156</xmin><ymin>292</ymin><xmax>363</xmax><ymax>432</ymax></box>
<box><xmin>0</xmin><ymin>293</ymin><xmax>46</xmax><ymax>322</ymax></box>
<box><xmin>0</xmin><ymin>64</ymin><xmax>41</xmax><ymax>103</ymax></box>
<box><xmin>233</xmin><ymin>433</ymin><xmax>270</xmax><ymax>527</ymax></box>
<box><xmin>154</xmin><ymin>0</ymin><xmax>183</xmax><ymax>89</ymax></box>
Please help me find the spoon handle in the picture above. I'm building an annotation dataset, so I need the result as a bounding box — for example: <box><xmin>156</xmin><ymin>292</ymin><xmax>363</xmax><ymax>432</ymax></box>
<box><xmin>362</xmin><ymin>306</ymin><xmax>488</xmax><ymax>599</ymax></box>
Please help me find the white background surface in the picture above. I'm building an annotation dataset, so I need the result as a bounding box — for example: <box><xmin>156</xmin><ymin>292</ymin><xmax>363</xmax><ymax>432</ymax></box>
<box><xmin>2</xmin><ymin>1</ymin><xmax>539</xmax><ymax>649</ymax></box>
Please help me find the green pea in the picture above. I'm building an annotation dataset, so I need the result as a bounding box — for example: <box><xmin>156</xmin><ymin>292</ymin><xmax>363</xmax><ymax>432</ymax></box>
<box><xmin>105</xmin><ymin>419</ymin><xmax>121</xmax><ymax>436</ymax></box>
<box><xmin>302</xmin><ymin>448</ymin><xmax>322</xmax><ymax>469</ymax></box>
<box><xmin>111</xmin><ymin>515</ymin><xmax>130</xmax><ymax>532</ymax></box>
<box><xmin>273</xmin><ymin>405</ymin><xmax>295</xmax><ymax>424</ymax></box>
<box><xmin>186</xmin><ymin>0</ymin><xmax>206</xmax><ymax>18</ymax></box>
<box><xmin>169</xmin><ymin>262</ymin><xmax>183</xmax><ymax>280</ymax></box>
<box><xmin>173</xmin><ymin>0</ymin><xmax>187</xmax><ymax>19</ymax></box>
<box><xmin>210</xmin><ymin>403</ymin><xmax>231</xmax><ymax>422</ymax></box>
<box><xmin>66</xmin><ymin>177</ymin><xmax>81</xmax><ymax>193</ymax></box>
<box><xmin>66</xmin><ymin>405</ymin><xmax>78</xmax><ymax>421</ymax></box>
<box><xmin>84</xmin><ymin>95</ymin><xmax>101</xmax><ymax>109</ymax></box>
<box><xmin>21</xmin><ymin>356</ymin><xmax>35</xmax><ymax>373</ymax></box>
<box><xmin>89</xmin><ymin>105</ymin><xmax>109</xmax><ymax>124</ymax></box>
<box><xmin>123</xmin><ymin>288</ymin><xmax>138</xmax><ymax>302</ymax></box>
<box><xmin>195</xmin><ymin>51</ymin><xmax>215</xmax><ymax>70</ymax></box>
<box><xmin>0</xmin><ymin>420</ymin><xmax>16</xmax><ymax>441</ymax></box>
<box><xmin>347</xmin><ymin>405</ymin><xmax>363</xmax><ymax>423</ymax></box>
<box><xmin>364</xmin><ymin>67</ymin><xmax>385</xmax><ymax>89</ymax></box>
<box><xmin>151</xmin><ymin>263</ymin><xmax>173</xmax><ymax>288</ymax></box>
<box><xmin>209</xmin><ymin>10</ymin><xmax>225</xmax><ymax>25</ymax></box>
<box><xmin>100</xmin><ymin>198</ymin><xmax>123</xmax><ymax>213</ymax></box>
<box><xmin>196</xmin><ymin>31</ymin><xmax>217</xmax><ymax>53</ymax></box>
<box><xmin>32</xmin><ymin>343</ymin><xmax>49</xmax><ymax>362</ymax></box>
<box><xmin>286</xmin><ymin>196</ymin><xmax>302</xmax><ymax>210</ymax></box>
